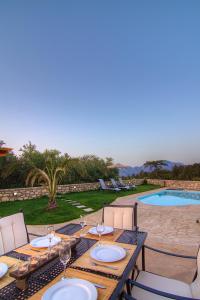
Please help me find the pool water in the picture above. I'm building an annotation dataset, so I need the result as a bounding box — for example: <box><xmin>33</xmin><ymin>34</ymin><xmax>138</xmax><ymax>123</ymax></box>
<box><xmin>138</xmin><ymin>190</ymin><xmax>200</xmax><ymax>206</ymax></box>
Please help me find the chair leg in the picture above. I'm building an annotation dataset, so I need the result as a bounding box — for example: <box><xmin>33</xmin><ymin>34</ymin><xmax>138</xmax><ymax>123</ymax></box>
<box><xmin>131</xmin><ymin>265</ymin><xmax>139</xmax><ymax>280</ymax></box>
<box><xmin>126</xmin><ymin>280</ymin><xmax>132</xmax><ymax>295</ymax></box>
<box><xmin>142</xmin><ymin>245</ymin><xmax>145</xmax><ymax>271</ymax></box>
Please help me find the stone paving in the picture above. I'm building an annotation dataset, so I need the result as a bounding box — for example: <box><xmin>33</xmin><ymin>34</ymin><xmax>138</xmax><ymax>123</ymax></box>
<box><xmin>62</xmin><ymin>199</ymin><xmax>94</xmax><ymax>211</ymax></box>
<box><xmin>28</xmin><ymin>188</ymin><xmax>200</xmax><ymax>284</ymax></box>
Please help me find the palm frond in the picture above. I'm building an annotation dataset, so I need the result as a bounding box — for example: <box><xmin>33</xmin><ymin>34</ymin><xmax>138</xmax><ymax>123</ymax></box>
<box><xmin>26</xmin><ymin>169</ymin><xmax>37</xmax><ymax>186</ymax></box>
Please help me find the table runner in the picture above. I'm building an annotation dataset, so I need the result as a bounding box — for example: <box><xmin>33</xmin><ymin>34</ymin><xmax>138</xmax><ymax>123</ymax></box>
<box><xmin>0</xmin><ymin>256</ymin><xmax>19</xmax><ymax>289</ymax></box>
<box><xmin>29</xmin><ymin>268</ymin><xmax>118</xmax><ymax>300</ymax></box>
<box><xmin>72</xmin><ymin>241</ymin><xmax>136</xmax><ymax>277</ymax></box>
<box><xmin>72</xmin><ymin>225</ymin><xmax>123</xmax><ymax>241</ymax></box>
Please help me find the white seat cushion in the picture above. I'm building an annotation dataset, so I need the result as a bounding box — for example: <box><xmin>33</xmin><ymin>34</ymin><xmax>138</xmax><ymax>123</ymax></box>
<box><xmin>190</xmin><ymin>248</ymin><xmax>200</xmax><ymax>298</ymax></box>
<box><xmin>132</xmin><ymin>271</ymin><xmax>193</xmax><ymax>300</ymax></box>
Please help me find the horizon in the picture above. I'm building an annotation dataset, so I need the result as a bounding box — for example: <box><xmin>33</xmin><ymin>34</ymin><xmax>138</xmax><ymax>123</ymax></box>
<box><xmin>1</xmin><ymin>1</ymin><xmax>200</xmax><ymax>165</ymax></box>
<box><xmin>1</xmin><ymin>140</ymin><xmax>196</xmax><ymax>167</ymax></box>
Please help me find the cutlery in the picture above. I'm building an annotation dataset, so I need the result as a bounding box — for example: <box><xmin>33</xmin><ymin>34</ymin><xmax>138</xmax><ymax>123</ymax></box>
<box><xmin>90</xmin><ymin>282</ymin><xmax>106</xmax><ymax>289</ymax></box>
<box><xmin>29</xmin><ymin>247</ymin><xmax>43</xmax><ymax>252</ymax></box>
<box><xmin>91</xmin><ymin>261</ymin><xmax>118</xmax><ymax>270</ymax></box>
<box><xmin>8</xmin><ymin>264</ymin><xmax>16</xmax><ymax>269</ymax></box>
<box><xmin>66</xmin><ymin>277</ymin><xmax>106</xmax><ymax>289</ymax></box>
<box><xmin>123</xmin><ymin>247</ymin><xmax>132</xmax><ymax>251</ymax></box>
<box><xmin>23</xmin><ymin>247</ymin><xmax>42</xmax><ymax>252</ymax></box>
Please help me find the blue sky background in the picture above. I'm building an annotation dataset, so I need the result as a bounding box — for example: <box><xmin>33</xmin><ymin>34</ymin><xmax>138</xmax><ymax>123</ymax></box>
<box><xmin>1</xmin><ymin>0</ymin><xmax>200</xmax><ymax>165</ymax></box>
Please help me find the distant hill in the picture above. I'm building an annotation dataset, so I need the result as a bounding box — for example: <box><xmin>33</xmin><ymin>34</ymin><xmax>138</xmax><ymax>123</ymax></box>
<box><xmin>117</xmin><ymin>161</ymin><xmax>183</xmax><ymax>177</ymax></box>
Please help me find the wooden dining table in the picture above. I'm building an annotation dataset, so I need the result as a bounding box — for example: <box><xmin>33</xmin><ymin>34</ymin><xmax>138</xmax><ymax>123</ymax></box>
<box><xmin>0</xmin><ymin>224</ymin><xmax>147</xmax><ymax>300</ymax></box>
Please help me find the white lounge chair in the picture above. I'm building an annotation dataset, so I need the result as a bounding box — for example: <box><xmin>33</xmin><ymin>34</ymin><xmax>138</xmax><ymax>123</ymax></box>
<box><xmin>98</xmin><ymin>179</ymin><xmax>121</xmax><ymax>192</ymax></box>
<box><xmin>118</xmin><ymin>178</ymin><xmax>136</xmax><ymax>189</ymax></box>
<box><xmin>111</xmin><ymin>178</ymin><xmax>130</xmax><ymax>190</ymax></box>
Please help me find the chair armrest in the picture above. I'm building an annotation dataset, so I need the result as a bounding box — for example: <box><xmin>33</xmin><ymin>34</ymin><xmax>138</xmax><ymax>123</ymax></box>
<box><xmin>144</xmin><ymin>245</ymin><xmax>196</xmax><ymax>260</ymax></box>
<box><xmin>128</xmin><ymin>279</ymin><xmax>199</xmax><ymax>300</ymax></box>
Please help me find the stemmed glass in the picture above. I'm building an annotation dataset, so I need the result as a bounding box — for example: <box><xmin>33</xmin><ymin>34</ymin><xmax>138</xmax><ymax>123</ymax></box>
<box><xmin>96</xmin><ymin>222</ymin><xmax>105</xmax><ymax>245</ymax></box>
<box><xmin>59</xmin><ymin>242</ymin><xmax>71</xmax><ymax>280</ymax></box>
<box><xmin>47</xmin><ymin>225</ymin><xmax>55</xmax><ymax>255</ymax></box>
<box><xmin>80</xmin><ymin>215</ymin><xmax>86</xmax><ymax>237</ymax></box>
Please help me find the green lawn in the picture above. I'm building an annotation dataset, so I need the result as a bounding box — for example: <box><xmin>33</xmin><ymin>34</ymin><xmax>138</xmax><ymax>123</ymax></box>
<box><xmin>0</xmin><ymin>184</ymin><xmax>160</xmax><ymax>225</ymax></box>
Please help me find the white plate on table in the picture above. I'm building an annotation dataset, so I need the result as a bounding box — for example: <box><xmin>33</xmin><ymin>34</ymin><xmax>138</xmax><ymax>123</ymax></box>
<box><xmin>90</xmin><ymin>245</ymin><xmax>126</xmax><ymax>262</ymax></box>
<box><xmin>0</xmin><ymin>263</ymin><xmax>8</xmax><ymax>278</ymax></box>
<box><xmin>88</xmin><ymin>226</ymin><xmax>113</xmax><ymax>235</ymax></box>
<box><xmin>30</xmin><ymin>236</ymin><xmax>61</xmax><ymax>248</ymax></box>
<box><xmin>42</xmin><ymin>278</ymin><xmax>97</xmax><ymax>300</ymax></box>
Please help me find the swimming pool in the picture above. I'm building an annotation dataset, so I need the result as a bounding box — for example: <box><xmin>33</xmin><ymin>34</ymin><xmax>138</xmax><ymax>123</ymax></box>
<box><xmin>138</xmin><ymin>190</ymin><xmax>200</xmax><ymax>206</ymax></box>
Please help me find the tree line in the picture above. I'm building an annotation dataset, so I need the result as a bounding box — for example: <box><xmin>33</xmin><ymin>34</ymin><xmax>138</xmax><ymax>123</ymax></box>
<box><xmin>134</xmin><ymin>160</ymin><xmax>200</xmax><ymax>181</ymax></box>
<box><xmin>0</xmin><ymin>141</ymin><xmax>118</xmax><ymax>189</ymax></box>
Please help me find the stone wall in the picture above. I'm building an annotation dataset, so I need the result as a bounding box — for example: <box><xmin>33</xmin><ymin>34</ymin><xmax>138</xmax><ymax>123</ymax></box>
<box><xmin>147</xmin><ymin>179</ymin><xmax>200</xmax><ymax>190</ymax></box>
<box><xmin>0</xmin><ymin>178</ymin><xmax>144</xmax><ymax>202</ymax></box>
<box><xmin>0</xmin><ymin>183</ymin><xmax>99</xmax><ymax>202</ymax></box>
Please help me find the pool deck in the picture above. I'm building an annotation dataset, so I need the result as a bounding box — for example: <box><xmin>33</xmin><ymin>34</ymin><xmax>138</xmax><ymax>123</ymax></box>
<box><xmin>28</xmin><ymin>187</ymin><xmax>200</xmax><ymax>283</ymax></box>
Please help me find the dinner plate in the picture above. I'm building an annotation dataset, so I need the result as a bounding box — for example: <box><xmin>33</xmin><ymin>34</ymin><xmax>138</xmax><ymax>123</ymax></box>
<box><xmin>90</xmin><ymin>244</ymin><xmax>126</xmax><ymax>262</ymax></box>
<box><xmin>0</xmin><ymin>263</ymin><xmax>8</xmax><ymax>278</ymax></box>
<box><xmin>30</xmin><ymin>236</ymin><xmax>61</xmax><ymax>248</ymax></box>
<box><xmin>42</xmin><ymin>278</ymin><xmax>97</xmax><ymax>300</ymax></box>
<box><xmin>88</xmin><ymin>226</ymin><xmax>113</xmax><ymax>235</ymax></box>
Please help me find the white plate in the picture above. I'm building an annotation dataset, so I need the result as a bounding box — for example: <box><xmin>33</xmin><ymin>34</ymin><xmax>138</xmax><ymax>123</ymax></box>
<box><xmin>88</xmin><ymin>226</ymin><xmax>113</xmax><ymax>235</ymax></box>
<box><xmin>42</xmin><ymin>278</ymin><xmax>98</xmax><ymax>300</ymax></box>
<box><xmin>30</xmin><ymin>236</ymin><xmax>61</xmax><ymax>248</ymax></box>
<box><xmin>0</xmin><ymin>263</ymin><xmax>8</xmax><ymax>278</ymax></box>
<box><xmin>90</xmin><ymin>245</ymin><xmax>126</xmax><ymax>262</ymax></box>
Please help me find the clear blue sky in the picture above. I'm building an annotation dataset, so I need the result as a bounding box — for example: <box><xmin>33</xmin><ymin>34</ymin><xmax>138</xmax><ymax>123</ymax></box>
<box><xmin>1</xmin><ymin>0</ymin><xmax>200</xmax><ymax>165</ymax></box>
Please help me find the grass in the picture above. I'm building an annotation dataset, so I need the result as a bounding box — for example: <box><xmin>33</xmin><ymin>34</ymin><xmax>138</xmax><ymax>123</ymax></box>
<box><xmin>0</xmin><ymin>184</ymin><xmax>160</xmax><ymax>225</ymax></box>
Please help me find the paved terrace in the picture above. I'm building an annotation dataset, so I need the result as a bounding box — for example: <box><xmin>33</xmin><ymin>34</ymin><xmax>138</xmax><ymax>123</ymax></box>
<box><xmin>28</xmin><ymin>188</ymin><xmax>200</xmax><ymax>284</ymax></box>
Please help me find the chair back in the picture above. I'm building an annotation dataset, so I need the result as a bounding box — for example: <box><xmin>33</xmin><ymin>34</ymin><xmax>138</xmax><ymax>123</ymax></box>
<box><xmin>0</xmin><ymin>212</ymin><xmax>28</xmax><ymax>255</ymax></box>
<box><xmin>110</xmin><ymin>178</ymin><xmax>118</xmax><ymax>188</ymax></box>
<box><xmin>119</xmin><ymin>178</ymin><xmax>125</xmax><ymax>186</ymax></box>
<box><xmin>103</xmin><ymin>204</ymin><xmax>138</xmax><ymax>230</ymax></box>
<box><xmin>98</xmin><ymin>179</ymin><xmax>107</xmax><ymax>190</ymax></box>
<box><xmin>191</xmin><ymin>247</ymin><xmax>200</xmax><ymax>298</ymax></box>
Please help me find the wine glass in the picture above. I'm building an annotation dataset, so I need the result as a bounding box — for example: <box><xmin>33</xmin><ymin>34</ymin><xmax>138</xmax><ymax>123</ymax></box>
<box><xmin>59</xmin><ymin>242</ymin><xmax>71</xmax><ymax>280</ymax></box>
<box><xmin>47</xmin><ymin>225</ymin><xmax>55</xmax><ymax>254</ymax></box>
<box><xmin>96</xmin><ymin>222</ymin><xmax>105</xmax><ymax>245</ymax></box>
<box><xmin>80</xmin><ymin>215</ymin><xmax>86</xmax><ymax>237</ymax></box>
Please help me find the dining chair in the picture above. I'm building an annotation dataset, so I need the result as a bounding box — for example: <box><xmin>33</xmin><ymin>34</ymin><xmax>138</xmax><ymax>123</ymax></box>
<box><xmin>102</xmin><ymin>204</ymin><xmax>138</xmax><ymax>231</ymax></box>
<box><xmin>0</xmin><ymin>211</ymin><xmax>37</xmax><ymax>255</ymax></box>
<box><xmin>125</xmin><ymin>245</ymin><xmax>200</xmax><ymax>299</ymax></box>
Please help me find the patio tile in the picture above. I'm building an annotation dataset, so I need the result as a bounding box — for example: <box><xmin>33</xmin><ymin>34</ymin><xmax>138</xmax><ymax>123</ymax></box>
<box><xmin>76</xmin><ymin>205</ymin><xmax>86</xmax><ymax>208</ymax></box>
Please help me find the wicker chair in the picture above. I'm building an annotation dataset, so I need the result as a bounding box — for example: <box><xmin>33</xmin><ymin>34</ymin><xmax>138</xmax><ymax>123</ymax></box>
<box><xmin>124</xmin><ymin>245</ymin><xmax>200</xmax><ymax>300</ymax></box>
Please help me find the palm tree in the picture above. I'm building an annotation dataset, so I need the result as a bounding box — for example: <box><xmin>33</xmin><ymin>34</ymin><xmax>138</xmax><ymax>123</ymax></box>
<box><xmin>26</xmin><ymin>155</ymin><xmax>66</xmax><ymax>210</ymax></box>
